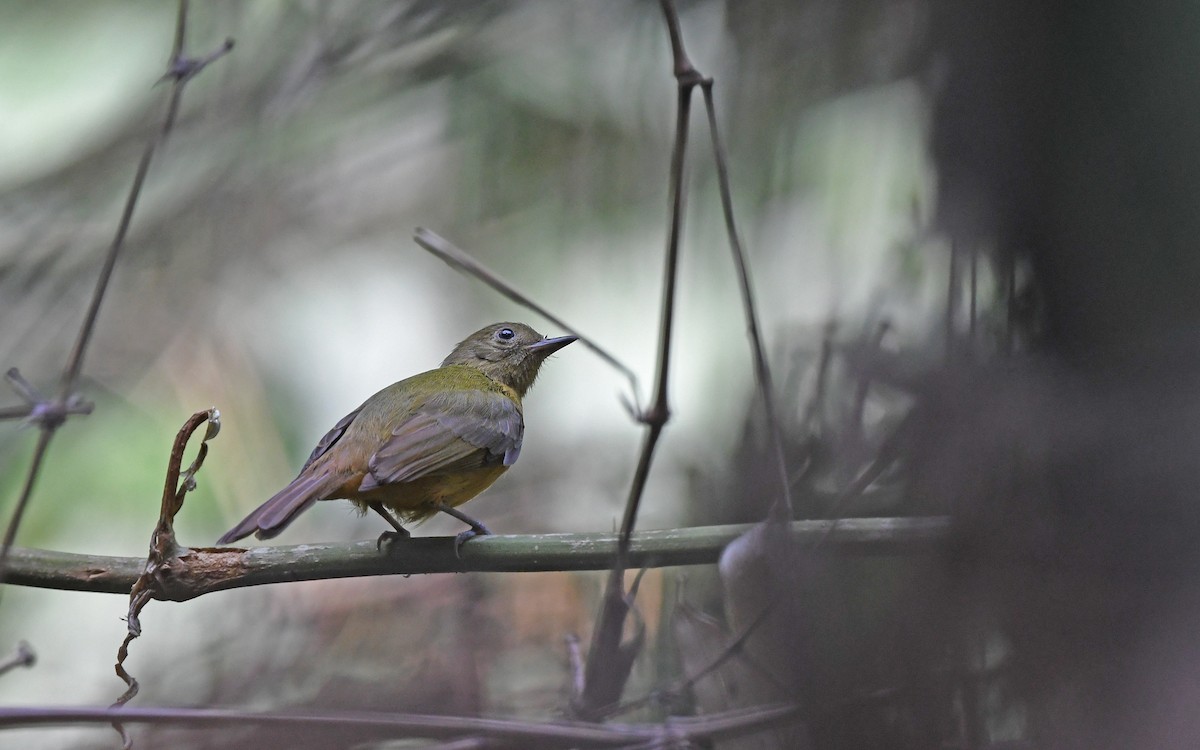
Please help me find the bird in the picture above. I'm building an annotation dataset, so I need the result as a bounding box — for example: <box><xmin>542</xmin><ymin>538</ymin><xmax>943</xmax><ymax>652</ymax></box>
<box><xmin>217</xmin><ymin>322</ymin><xmax>576</xmax><ymax>550</ymax></box>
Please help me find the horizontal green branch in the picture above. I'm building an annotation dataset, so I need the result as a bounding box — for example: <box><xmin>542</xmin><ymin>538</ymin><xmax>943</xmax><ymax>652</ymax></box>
<box><xmin>3</xmin><ymin>517</ymin><xmax>949</xmax><ymax>599</ymax></box>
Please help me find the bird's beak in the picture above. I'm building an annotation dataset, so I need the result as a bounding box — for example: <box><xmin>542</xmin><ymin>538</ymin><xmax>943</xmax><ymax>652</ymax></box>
<box><xmin>526</xmin><ymin>334</ymin><xmax>578</xmax><ymax>355</ymax></box>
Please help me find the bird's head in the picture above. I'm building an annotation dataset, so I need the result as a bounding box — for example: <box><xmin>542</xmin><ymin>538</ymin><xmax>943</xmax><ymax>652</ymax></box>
<box><xmin>442</xmin><ymin>322</ymin><xmax>577</xmax><ymax>396</ymax></box>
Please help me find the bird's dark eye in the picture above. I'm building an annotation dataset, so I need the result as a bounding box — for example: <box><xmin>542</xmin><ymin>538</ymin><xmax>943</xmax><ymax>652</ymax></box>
<box><xmin>497</xmin><ymin>328</ymin><xmax>515</xmax><ymax>340</ymax></box>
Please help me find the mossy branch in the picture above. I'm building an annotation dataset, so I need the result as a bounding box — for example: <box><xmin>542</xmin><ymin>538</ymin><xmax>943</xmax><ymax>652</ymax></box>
<box><xmin>3</xmin><ymin>517</ymin><xmax>949</xmax><ymax>599</ymax></box>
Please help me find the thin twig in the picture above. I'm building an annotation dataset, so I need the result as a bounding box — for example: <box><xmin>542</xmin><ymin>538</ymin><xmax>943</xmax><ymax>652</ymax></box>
<box><xmin>575</xmin><ymin>0</ymin><xmax>697</xmax><ymax>718</ymax></box>
<box><xmin>0</xmin><ymin>428</ymin><xmax>54</xmax><ymax>590</ymax></box>
<box><xmin>613</xmin><ymin>0</ymin><xmax>694</xmax><ymax>554</ymax></box>
<box><xmin>412</xmin><ymin>228</ymin><xmax>644</xmax><ymax>415</ymax></box>
<box><xmin>0</xmin><ymin>405</ymin><xmax>33</xmax><ymax>421</ymax></box>
<box><xmin>699</xmin><ymin>79</ymin><xmax>794</xmax><ymax>522</ymax></box>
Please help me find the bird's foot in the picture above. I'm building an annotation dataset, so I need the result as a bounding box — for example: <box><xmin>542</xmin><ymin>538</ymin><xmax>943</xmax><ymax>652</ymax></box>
<box><xmin>370</xmin><ymin>501</ymin><xmax>411</xmax><ymax>552</ymax></box>
<box><xmin>376</xmin><ymin>527</ymin><xmax>411</xmax><ymax>553</ymax></box>
<box><xmin>433</xmin><ymin>502</ymin><xmax>492</xmax><ymax>558</ymax></box>
<box><xmin>452</xmin><ymin>523</ymin><xmax>492</xmax><ymax>558</ymax></box>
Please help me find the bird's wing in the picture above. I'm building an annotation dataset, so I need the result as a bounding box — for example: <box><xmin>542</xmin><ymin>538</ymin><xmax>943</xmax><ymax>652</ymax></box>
<box><xmin>361</xmin><ymin>389</ymin><xmax>524</xmax><ymax>490</ymax></box>
<box><xmin>298</xmin><ymin>406</ymin><xmax>364</xmax><ymax>474</ymax></box>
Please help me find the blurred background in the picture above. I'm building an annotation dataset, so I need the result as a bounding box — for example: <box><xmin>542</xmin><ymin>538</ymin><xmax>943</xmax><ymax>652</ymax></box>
<box><xmin>3</xmin><ymin>0</ymin><xmax>1200</xmax><ymax>748</ymax></box>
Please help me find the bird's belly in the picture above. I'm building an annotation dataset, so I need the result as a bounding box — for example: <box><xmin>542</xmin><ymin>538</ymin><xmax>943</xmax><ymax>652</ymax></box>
<box><xmin>346</xmin><ymin>466</ymin><xmax>509</xmax><ymax>523</ymax></box>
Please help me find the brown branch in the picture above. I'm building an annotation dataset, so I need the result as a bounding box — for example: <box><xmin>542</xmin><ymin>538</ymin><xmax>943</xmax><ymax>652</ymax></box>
<box><xmin>111</xmin><ymin>407</ymin><xmax>220</xmax><ymax>747</ymax></box>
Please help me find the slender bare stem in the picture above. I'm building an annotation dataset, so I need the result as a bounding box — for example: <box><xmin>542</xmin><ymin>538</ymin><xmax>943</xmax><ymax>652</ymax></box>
<box><xmin>0</xmin><ymin>428</ymin><xmax>54</xmax><ymax>591</ymax></box>
<box><xmin>699</xmin><ymin>81</ymin><xmax>793</xmax><ymax>521</ymax></box>
<box><xmin>575</xmin><ymin>0</ymin><xmax>699</xmax><ymax>718</ymax></box>
<box><xmin>413</xmin><ymin>228</ymin><xmax>643</xmax><ymax>413</ymax></box>
<box><xmin>615</xmin><ymin>1</ymin><xmax>694</xmax><ymax>557</ymax></box>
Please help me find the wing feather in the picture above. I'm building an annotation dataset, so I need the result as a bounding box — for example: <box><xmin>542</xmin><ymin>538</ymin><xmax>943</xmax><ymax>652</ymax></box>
<box><xmin>300</xmin><ymin>406</ymin><xmax>363</xmax><ymax>473</ymax></box>
<box><xmin>361</xmin><ymin>390</ymin><xmax>523</xmax><ymax>491</ymax></box>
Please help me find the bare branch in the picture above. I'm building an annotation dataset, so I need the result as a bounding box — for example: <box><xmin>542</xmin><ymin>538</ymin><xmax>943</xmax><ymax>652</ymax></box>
<box><xmin>612</xmin><ymin>2</ymin><xmax>693</xmax><ymax>552</ymax></box>
<box><xmin>699</xmin><ymin>80</ymin><xmax>794</xmax><ymax>521</ymax></box>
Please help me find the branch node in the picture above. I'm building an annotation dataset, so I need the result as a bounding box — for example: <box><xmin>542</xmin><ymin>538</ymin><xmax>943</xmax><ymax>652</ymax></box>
<box><xmin>639</xmin><ymin>404</ymin><xmax>670</xmax><ymax>428</ymax></box>
<box><xmin>163</xmin><ymin>37</ymin><xmax>235</xmax><ymax>84</ymax></box>
<box><xmin>676</xmin><ymin>68</ymin><xmax>706</xmax><ymax>88</ymax></box>
<box><xmin>2</xmin><ymin>369</ymin><xmax>94</xmax><ymax>428</ymax></box>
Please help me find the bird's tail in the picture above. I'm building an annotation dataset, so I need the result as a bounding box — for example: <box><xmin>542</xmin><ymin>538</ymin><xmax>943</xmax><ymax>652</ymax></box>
<box><xmin>217</xmin><ymin>471</ymin><xmax>341</xmax><ymax>544</ymax></box>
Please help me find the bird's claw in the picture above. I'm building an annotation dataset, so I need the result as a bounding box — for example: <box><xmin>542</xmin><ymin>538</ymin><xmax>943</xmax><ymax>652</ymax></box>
<box><xmin>377</xmin><ymin>528</ymin><xmax>411</xmax><ymax>553</ymax></box>
<box><xmin>453</xmin><ymin>523</ymin><xmax>492</xmax><ymax>558</ymax></box>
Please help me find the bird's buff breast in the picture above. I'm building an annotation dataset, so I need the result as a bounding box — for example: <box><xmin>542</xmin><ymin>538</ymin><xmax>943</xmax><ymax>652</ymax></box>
<box><xmin>339</xmin><ymin>465</ymin><xmax>509</xmax><ymax>524</ymax></box>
